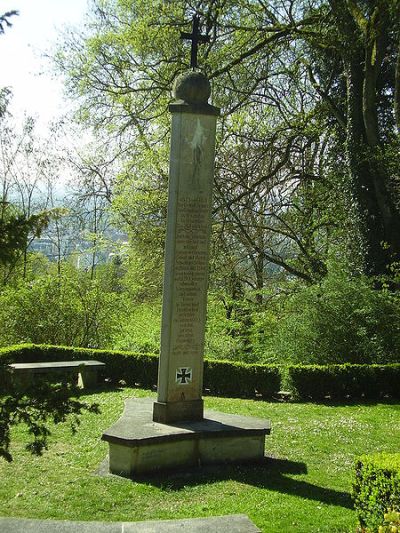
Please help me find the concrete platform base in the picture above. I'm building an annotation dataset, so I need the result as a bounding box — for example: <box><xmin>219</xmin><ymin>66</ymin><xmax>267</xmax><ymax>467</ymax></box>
<box><xmin>102</xmin><ymin>397</ymin><xmax>271</xmax><ymax>477</ymax></box>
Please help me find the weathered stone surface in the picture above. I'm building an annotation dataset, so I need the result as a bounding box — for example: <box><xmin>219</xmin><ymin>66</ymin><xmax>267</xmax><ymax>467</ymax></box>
<box><xmin>100</xmin><ymin>73</ymin><xmax>272</xmax><ymax>478</ymax></box>
<box><xmin>153</xmin><ymin>398</ymin><xmax>204</xmax><ymax>424</ymax></box>
<box><xmin>104</xmin><ymin>398</ymin><xmax>270</xmax><ymax>444</ymax></box>
<box><xmin>0</xmin><ymin>514</ymin><xmax>261</xmax><ymax>532</ymax></box>
<box><xmin>102</xmin><ymin>397</ymin><xmax>270</xmax><ymax>476</ymax></box>
<box><xmin>172</xmin><ymin>71</ymin><xmax>211</xmax><ymax>104</ymax></box>
<box><xmin>9</xmin><ymin>360</ymin><xmax>105</xmax><ymax>389</ymax></box>
<box><xmin>154</xmin><ymin>87</ymin><xmax>219</xmax><ymax>423</ymax></box>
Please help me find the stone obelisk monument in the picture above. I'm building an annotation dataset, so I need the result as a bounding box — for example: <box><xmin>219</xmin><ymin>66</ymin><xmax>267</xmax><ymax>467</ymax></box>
<box><xmin>152</xmin><ymin>71</ymin><xmax>219</xmax><ymax>424</ymax></box>
<box><xmin>102</xmin><ymin>16</ymin><xmax>270</xmax><ymax>477</ymax></box>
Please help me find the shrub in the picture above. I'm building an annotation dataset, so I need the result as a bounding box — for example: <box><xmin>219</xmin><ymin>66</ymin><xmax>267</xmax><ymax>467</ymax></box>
<box><xmin>203</xmin><ymin>359</ymin><xmax>281</xmax><ymax>398</ymax></box>
<box><xmin>204</xmin><ymin>295</ymin><xmax>245</xmax><ymax>361</ymax></box>
<box><xmin>2</xmin><ymin>344</ymin><xmax>399</xmax><ymax>401</ymax></box>
<box><xmin>268</xmin><ymin>264</ymin><xmax>400</xmax><ymax>365</ymax></box>
<box><xmin>0</xmin><ymin>344</ymin><xmax>159</xmax><ymax>389</ymax></box>
<box><xmin>112</xmin><ymin>300</ymin><xmax>161</xmax><ymax>354</ymax></box>
<box><xmin>353</xmin><ymin>453</ymin><xmax>400</xmax><ymax>532</ymax></box>
<box><xmin>378</xmin><ymin>510</ymin><xmax>400</xmax><ymax>532</ymax></box>
<box><xmin>0</xmin><ymin>267</ymin><xmax>122</xmax><ymax>349</ymax></box>
<box><xmin>287</xmin><ymin>364</ymin><xmax>400</xmax><ymax>401</ymax></box>
<box><xmin>0</xmin><ymin>344</ymin><xmax>281</xmax><ymax>399</ymax></box>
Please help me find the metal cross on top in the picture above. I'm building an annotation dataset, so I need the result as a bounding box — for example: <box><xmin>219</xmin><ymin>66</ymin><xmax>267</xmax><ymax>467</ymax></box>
<box><xmin>180</xmin><ymin>15</ymin><xmax>210</xmax><ymax>69</ymax></box>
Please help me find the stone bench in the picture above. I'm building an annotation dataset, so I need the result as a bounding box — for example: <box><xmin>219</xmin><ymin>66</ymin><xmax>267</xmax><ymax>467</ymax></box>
<box><xmin>8</xmin><ymin>360</ymin><xmax>105</xmax><ymax>389</ymax></box>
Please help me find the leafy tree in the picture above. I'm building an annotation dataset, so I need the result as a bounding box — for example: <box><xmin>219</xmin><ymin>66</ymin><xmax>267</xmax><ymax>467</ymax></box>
<box><xmin>0</xmin><ymin>201</ymin><xmax>50</xmax><ymax>267</ymax></box>
<box><xmin>0</xmin><ymin>95</ymin><xmax>67</xmax><ymax>281</ymax></box>
<box><xmin>208</xmin><ymin>0</ymin><xmax>400</xmax><ymax>276</ymax></box>
<box><xmin>0</xmin><ymin>8</ymin><xmax>103</xmax><ymax>461</ymax></box>
<box><xmin>214</xmin><ymin>111</ymin><xmax>336</xmax><ymax>289</ymax></box>
<box><xmin>263</xmin><ymin>260</ymin><xmax>400</xmax><ymax>364</ymax></box>
<box><xmin>0</xmin><ymin>259</ymin><xmax>105</xmax><ymax>461</ymax></box>
<box><xmin>56</xmin><ymin>0</ymin><xmax>400</xmax><ymax>279</ymax></box>
<box><xmin>50</xmin><ymin>0</ymin><xmax>400</xmax><ymax>363</ymax></box>
<box><xmin>0</xmin><ymin>377</ymin><xmax>99</xmax><ymax>462</ymax></box>
<box><xmin>55</xmin><ymin>1</ymin><xmax>333</xmax><ymax>289</ymax></box>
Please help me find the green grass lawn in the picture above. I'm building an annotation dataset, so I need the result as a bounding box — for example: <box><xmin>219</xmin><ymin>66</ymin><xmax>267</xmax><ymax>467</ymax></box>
<box><xmin>0</xmin><ymin>387</ymin><xmax>399</xmax><ymax>532</ymax></box>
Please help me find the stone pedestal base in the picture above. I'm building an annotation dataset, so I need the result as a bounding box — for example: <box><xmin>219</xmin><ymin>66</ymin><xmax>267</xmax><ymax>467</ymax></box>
<box><xmin>152</xmin><ymin>399</ymin><xmax>203</xmax><ymax>423</ymax></box>
<box><xmin>102</xmin><ymin>397</ymin><xmax>271</xmax><ymax>477</ymax></box>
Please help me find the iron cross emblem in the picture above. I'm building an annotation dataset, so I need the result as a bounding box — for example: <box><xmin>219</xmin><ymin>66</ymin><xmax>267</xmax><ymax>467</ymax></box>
<box><xmin>180</xmin><ymin>15</ymin><xmax>210</xmax><ymax>69</ymax></box>
<box><xmin>176</xmin><ymin>367</ymin><xmax>192</xmax><ymax>384</ymax></box>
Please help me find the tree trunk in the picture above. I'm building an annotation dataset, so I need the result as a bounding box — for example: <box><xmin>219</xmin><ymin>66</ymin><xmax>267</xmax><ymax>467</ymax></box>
<box><xmin>395</xmin><ymin>36</ymin><xmax>400</xmax><ymax>131</ymax></box>
<box><xmin>330</xmin><ymin>0</ymin><xmax>400</xmax><ymax>276</ymax></box>
<box><xmin>346</xmin><ymin>54</ymin><xmax>400</xmax><ymax>276</ymax></box>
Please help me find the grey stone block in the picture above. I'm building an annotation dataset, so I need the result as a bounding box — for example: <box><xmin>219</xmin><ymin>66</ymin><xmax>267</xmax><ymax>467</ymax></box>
<box><xmin>102</xmin><ymin>397</ymin><xmax>270</xmax><ymax>476</ymax></box>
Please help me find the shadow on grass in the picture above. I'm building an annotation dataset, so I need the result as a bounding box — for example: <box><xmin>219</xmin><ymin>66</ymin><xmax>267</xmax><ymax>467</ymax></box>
<box><xmin>133</xmin><ymin>457</ymin><xmax>353</xmax><ymax>510</ymax></box>
<box><xmin>74</xmin><ymin>383</ymin><xmax>157</xmax><ymax>397</ymax></box>
<box><xmin>297</xmin><ymin>398</ymin><xmax>400</xmax><ymax>408</ymax></box>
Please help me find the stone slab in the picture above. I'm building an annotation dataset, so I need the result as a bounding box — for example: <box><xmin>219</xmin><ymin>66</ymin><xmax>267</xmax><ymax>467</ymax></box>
<box><xmin>9</xmin><ymin>361</ymin><xmax>105</xmax><ymax>373</ymax></box>
<box><xmin>102</xmin><ymin>397</ymin><xmax>270</xmax><ymax>446</ymax></box>
<box><xmin>9</xmin><ymin>360</ymin><xmax>105</xmax><ymax>389</ymax></box>
<box><xmin>102</xmin><ymin>397</ymin><xmax>270</xmax><ymax>475</ymax></box>
<box><xmin>0</xmin><ymin>514</ymin><xmax>260</xmax><ymax>532</ymax></box>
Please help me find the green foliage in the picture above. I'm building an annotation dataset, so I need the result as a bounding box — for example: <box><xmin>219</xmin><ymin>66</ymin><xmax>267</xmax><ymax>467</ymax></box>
<box><xmin>204</xmin><ymin>359</ymin><xmax>281</xmax><ymax>399</ymax></box>
<box><xmin>50</xmin><ymin>0</ymin><xmax>400</xmax><ymax>373</ymax></box>
<box><xmin>353</xmin><ymin>454</ymin><xmax>400</xmax><ymax>532</ymax></box>
<box><xmin>111</xmin><ymin>292</ymin><xmax>268</xmax><ymax>363</ymax></box>
<box><xmin>0</xmin><ymin>264</ymin><xmax>122</xmax><ymax>348</ymax></box>
<box><xmin>204</xmin><ymin>294</ymin><xmax>246</xmax><ymax>361</ymax></box>
<box><xmin>246</xmin><ymin>300</ymin><xmax>282</xmax><ymax>364</ymax></box>
<box><xmin>0</xmin><ymin>202</ymin><xmax>51</xmax><ymax>266</ymax></box>
<box><xmin>205</xmin><ymin>262</ymin><xmax>400</xmax><ymax>367</ymax></box>
<box><xmin>0</xmin><ymin>343</ymin><xmax>281</xmax><ymax>399</ymax></box>
<box><xmin>0</xmin><ymin>391</ymin><xmax>398</xmax><ymax>530</ymax></box>
<box><xmin>287</xmin><ymin>364</ymin><xmax>400</xmax><ymax>401</ymax></box>
<box><xmin>379</xmin><ymin>510</ymin><xmax>400</xmax><ymax>532</ymax></box>
<box><xmin>264</xmin><ymin>264</ymin><xmax>400</xmax><ymax>365</ymax></box>
<box><xmin>112</xmin><ymin>300</ymin><xmax>161</xmax><ymax>353</ymax></box>
<box><xmin>0</xmin><ymin>344</ymin><xmax>159</xmax><ymax>389</ymax></box>
<box><xmin>0</xmin><ymin>367</ymin><xmax>99</xmax><ymax>462</ymax></box>
<box><xmin>3</xmin><ymin>343</ymin><xmax>400</xmax><ymax>401</ymax></box>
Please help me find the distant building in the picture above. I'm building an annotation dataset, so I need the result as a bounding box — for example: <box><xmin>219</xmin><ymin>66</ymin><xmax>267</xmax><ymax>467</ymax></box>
<box><xmin>28</xmin><ymin>229</ymin><xmax>128</xmax><ymax>269</ymax></box>
<box><xmin>28</xmin><ymin>238</ymin><xmax>58</xmax><ymax>259</ymax></box>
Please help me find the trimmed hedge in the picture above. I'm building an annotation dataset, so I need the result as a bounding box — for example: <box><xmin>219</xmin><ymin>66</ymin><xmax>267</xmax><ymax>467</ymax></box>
<box><xmin>0</xmin><ymin>344</ymin><xmax>281</xmax><ymax>399</ymax></box>
<box><xmin>204</xmin><ymin>359</ymin><xmax>280</xmax><ymax>398</ymax></box>
<box><xmin>287</xmin><ymin>363</ymin><xmax>400</xmax><ymax>400</ymax></box>
<box><xmin>1</xmin><ymin>345</ymin><xmax>399</xmax><ymax>401</ymax></box>
<box><xmin>0</xmin><ymin>344</ymin><xmax>159</xmax><ymax>389</ymax></box>
<box><xmin>353</xmin><ymin>453</ymin><xmax>400</xmax><ymax>531</ymax></box>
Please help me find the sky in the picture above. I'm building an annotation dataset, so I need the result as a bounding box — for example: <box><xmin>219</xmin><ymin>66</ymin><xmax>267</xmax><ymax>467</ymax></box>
<box><xmin>0</xmin><ymin>0</ymin><xmax>89</xmax><ymax>129</ymax></box>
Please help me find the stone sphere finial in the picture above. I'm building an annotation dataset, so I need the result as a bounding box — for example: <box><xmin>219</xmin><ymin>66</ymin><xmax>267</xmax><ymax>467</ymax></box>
<box><xmin>172</xmin><ymin>71</ymin><xmax>211</xmax><ymax>105</ymax></box>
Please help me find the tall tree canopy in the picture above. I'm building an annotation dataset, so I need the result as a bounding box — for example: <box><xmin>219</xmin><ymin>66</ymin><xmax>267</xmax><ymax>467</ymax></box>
<box><xmin>55</xmin><ymin>0</ymin><xmax>400</xmax><ymax>283</ymax></box>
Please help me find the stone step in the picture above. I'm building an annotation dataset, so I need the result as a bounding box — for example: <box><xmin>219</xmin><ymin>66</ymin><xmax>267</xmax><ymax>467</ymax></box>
<box><xmin>102</xmin><ymin>397</ymin><xmax>271</xmax><ymax>476</ymax></box>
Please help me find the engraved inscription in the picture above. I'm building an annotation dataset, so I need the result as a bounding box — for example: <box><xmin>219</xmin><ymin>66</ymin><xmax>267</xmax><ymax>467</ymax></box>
<box><xmin>172</xmin><ymin>195</ymin><xmax>211</xmax><ymax>365</ymax></box>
